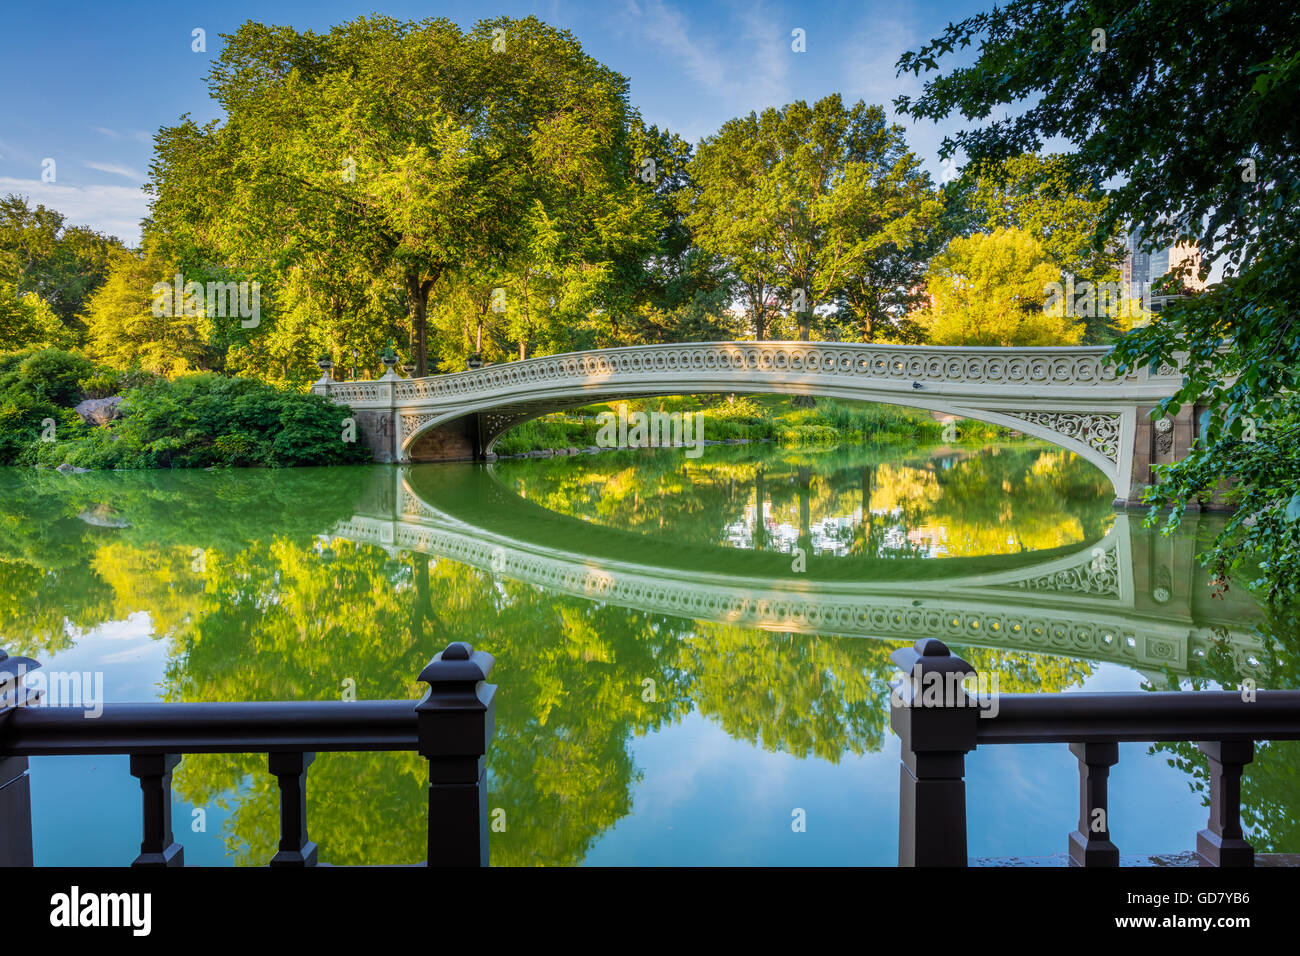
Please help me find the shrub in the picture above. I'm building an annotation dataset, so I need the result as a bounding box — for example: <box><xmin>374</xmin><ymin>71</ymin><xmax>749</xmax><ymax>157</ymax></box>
<box><xmin>77</xmin><ymin>366</ymin><xmax>157</xmax><ymax>399</ymax></box>
<box><xmin>0</xmin><ymin>348</ymin><xmax>96</xmax><ymax>407</ymax></box>
<box><xmin>703</xmin><ymin>396</ymin><xmax>766</xmax><ymax>424</ymax></box>
<box><xmin>0</xmin><ymin>349</ymin><xmax>100</xmax><ymax>464</ymax></box>
<box><xmin>17</xmin><ymin>366</ymin><xmax>371</xmax><ymax>470</ymax></box>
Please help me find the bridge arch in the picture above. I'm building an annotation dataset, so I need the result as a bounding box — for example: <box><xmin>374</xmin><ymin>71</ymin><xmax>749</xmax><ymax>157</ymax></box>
<box><xmin>402</xmin><ymin>387</ymin><xmax>1127</xmax><ymax>489</ymax></box>
<box><xmin>315</xmin><ymin>341</ymin><xmax>1189</xmax><ymax>502</ymax></box>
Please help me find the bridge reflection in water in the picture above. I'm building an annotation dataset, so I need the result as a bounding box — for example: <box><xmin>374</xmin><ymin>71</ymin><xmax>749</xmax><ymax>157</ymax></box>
<box><xmin>331</xmin><ymin>463</ymin><xmax>1266</xmax><ymax>686</ymax></box>
<box><xmin>2</xmin><ymin>454</ymin><xmax>1289</xmax><ymax>866</ymax></box>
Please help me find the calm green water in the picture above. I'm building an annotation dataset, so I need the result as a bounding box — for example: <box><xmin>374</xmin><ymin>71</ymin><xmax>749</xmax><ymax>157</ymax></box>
<box><xmin>2</xmin><ymin>439</ymin><xmax>1298</xmax><ymax>865</ymax></box>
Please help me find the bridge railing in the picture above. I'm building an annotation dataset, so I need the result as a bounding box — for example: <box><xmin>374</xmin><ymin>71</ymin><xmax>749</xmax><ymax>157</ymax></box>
<box><xmin>890</xmin><ymin>638</ymin><xmax>1300</xmax><ymax>866</ymax></box>
<box><xmin>0</xmin><ymin>643</ymin><xmax>496</xmax><ymax>867</ymax></box>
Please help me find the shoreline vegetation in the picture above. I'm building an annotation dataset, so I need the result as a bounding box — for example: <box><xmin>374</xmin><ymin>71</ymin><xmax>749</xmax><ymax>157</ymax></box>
<box><xmin>2</xmin><ymin>347</ymin><xmax>1020</xmax><ymax>472</ymax></box>
<box><xmin>491</xmin><ymin>395</ymin><xmax>1012</xmax><ymax>457</ymax></box>
<box><xmin>1</xmin><ymin>347</ymin><xmax>370</xmax><ymax>471</ymax></box>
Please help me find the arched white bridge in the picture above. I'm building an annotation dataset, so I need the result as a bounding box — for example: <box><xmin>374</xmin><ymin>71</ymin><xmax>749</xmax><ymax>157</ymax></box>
<box><xmin>324</xmin><ymin>467</ymin><xmax>1266</xmax><ymax>683</ymax></box>
<box><xmin>313</xmin><ymin>342</ymin><xmax>1194</xmax><ymax>504</ymax></box>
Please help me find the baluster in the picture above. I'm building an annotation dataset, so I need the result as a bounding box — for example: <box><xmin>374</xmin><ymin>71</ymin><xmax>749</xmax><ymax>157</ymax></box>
<box><xmin>889</xmin><ymin>638</ymin><xmax>981</xmax><ymax>867</ymax></box>
<box><xmin>1067</xmin><ymin>741</ymin><xmax>1120</xmax><ymax>866</ymax></box>
<box><xmin>1196</xmin><ymin>740</ymin><xmax>1254</xmax><ymax>867</ymax></box>
<box><xmin>129</xmin><ymin>753</ymin><xmax>184</xmax><ymax>866</ymax></box>
<box><xmin>0</xmin><ymin>756</ymin><xmax>33</xmax><ymax>866</ymax></box>
<box><xmin>417</xmin><ymin>642</ymin><xmax>497</xmax><ymax>867</ymax></box>
<box><xmin>0</xmin><ymin>649</ymin><xmax>40</xmax><ymax>866</ymax></box>
<box><xmin>269</xmin><ymin>752</ymin><xmax>318</xmax><ymax>867</ymax></box>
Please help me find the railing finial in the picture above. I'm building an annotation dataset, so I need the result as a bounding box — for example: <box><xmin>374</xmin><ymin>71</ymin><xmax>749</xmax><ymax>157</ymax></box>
<box><xmin>890</xmin><ymin>637</ymin><xmax>980</xmax><ymax>867</ymax></box>
<box><xmin>416</xmin><ymin>641</ymin><xmax>497</xmax><ymax>867</ymax></box>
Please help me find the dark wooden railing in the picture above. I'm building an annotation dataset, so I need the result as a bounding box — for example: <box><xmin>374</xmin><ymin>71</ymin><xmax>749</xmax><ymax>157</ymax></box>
<box><xmin>0</xmin><ymin>642</ymin><xmax>496</xmax><ymax>867</ymax></box>
<box><xmin>890</xmin><ymin>637</ymin><xmax>1300</xmax><ymax>866</ymax></box>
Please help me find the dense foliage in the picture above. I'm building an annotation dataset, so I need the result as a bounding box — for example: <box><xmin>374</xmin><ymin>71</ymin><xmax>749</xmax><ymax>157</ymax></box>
<box><xmin>3</xmin><ymin>15</ymin><xmax>1143</xmax><ymax>397</ymax></box>
<box><xmin>0</xmin><ymin>348</ymin><xmax>369</xmax><ymax>469</ymax></box>
<box><xmin>0</xmin><ymin>195</ymin><xmax>123</xmax><ymax>333</ymax></box>
<box><xmin>918</xmin><ymin>228</ymin><xmax>1082</xmax><ymax>346</ymax></box>
<box><xmin>896</xmin><ymin>0</ymin><xmax>1300</xmax><ymax>601</ymax></box>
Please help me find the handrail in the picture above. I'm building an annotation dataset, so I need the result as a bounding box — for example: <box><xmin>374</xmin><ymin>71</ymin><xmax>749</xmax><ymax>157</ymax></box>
<box><xmin>1</xmin><ymin>700</ymin><xmax>420</xmax><ymax>755</ymax></box>
<box><xmin>890</xmin><ymin>637</ymin><xmax>1292</xmax><ymax>868</ymax></box>
<box><xmin>976</xmin><ymin>690</ymin><xmax>1300</xmax><ymax>744</ymax></box>
<box><xmin>0</xmin><ymin>642</ymin><xmax>497</xmax><ymax>867</ymax></box>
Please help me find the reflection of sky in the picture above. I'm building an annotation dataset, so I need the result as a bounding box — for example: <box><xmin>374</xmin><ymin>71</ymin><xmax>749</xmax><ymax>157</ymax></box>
<box><xmin>584</xmin><ymin>663</ymin><xmax>1209</xmax><ymax>865</ymax></box>
<box><xmin>23</xmin><ymin>583</ymin><xmax>1244</xmax><ymax>866</ymax></box>
<box><xmin>27</xmin><ymin>615</ymin><xmax>238</xmax><ymax>866</ymax></box>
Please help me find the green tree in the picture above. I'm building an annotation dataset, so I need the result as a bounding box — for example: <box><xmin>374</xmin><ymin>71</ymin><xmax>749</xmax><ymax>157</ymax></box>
<box><xmin>687</xmin><ymin>96</ymin><xmax>937</xmax><ymax>343</ymax></box>
<box><xmin>917</xmin><ymin>228</ymin><xmax>1083</xmax><ymax>345</ymax></box>
<box><xmin>0</xmin><ymin>282</ymin><xmax>73</xmax><ymax>351</ymax></box>
<box><xmin>957</xmin><ymin>153</ymin><xmax>1123</xmax><ymax>341</ymax></box>
<box><xmin>0</xmin><ymin>194</ymin><xmax>124</xmax><ymax>332</ymax></box>
<box><xmin>620</xmin><ymin>124</ymin><xmax>737</xmax><ymax>344</ymax></box>
<box><xmin>148</xmin><ymin>15</ymin><xmax>645</xmax><ymax>376</ymax></box>
<box><xmin>82</xmin><ymin>246</ymin><xmax>215</xmax><ymax>375</ymax></box>
<box><xmin>896</xmin><ymin>0</ymin><xmax>1300</xmax><ymax>602</ymax></box>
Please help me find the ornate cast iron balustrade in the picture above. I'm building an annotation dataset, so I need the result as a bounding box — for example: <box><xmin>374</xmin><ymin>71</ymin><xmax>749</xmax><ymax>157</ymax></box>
<box><xmin>314</xmin><ymin>342</ymin><xmax>1192</xmax><ymax>503</ymax></box>
<box><xmin>890</xmin><ymin>638</ymin><xmax>1300</xmax><ymax>867</ymax></box>
<box><xmin>325</xmin><ymin>343</ymin><xmax>1175</xmax><ymax>407</ymax></box>
<box><xmin>0</xmin><ymin>643</ymin><xmax>496</xmax><ymax>867</ymax></box>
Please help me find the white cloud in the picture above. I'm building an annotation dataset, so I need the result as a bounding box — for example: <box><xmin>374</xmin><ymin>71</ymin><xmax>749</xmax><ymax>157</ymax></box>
<box><xmin>0</xmin><ymin>137</ymin><xmax>38</xmax><ymax>167</ymax></box>
<box><xmin>91</xmin><ymin>126</ymin><xmax>153</xmax><ymax>145</ymax></box>
<box><xmin>84</xmin><ymin>160</ymin><xmax>144</xmax><ymax>181</ymax></box>
<box><xmin>841</xmin><ymin>7</ymin><xmax>968</xmax><ymax>183</ymax></box>
<box><xmin>628</xmin><ymin>0</ymin><xmax>730</xmax><ymax>97</ymax></box>
<box><xmin>0</xmin><ymin>177</ymin><xmax>145</xmax><ymax>245</ymax></box>
<box><xmin>843</xmin><ymin>11</ymin><xmax>923</xmax><ymax>115</ymax></box>
<box><xmin>622</xmin><ymin>0</ymin><xmax>791</xmax><ymax>133</ymax></box>
<box><xmin>733</xmin><ymin>1</ymin><xmax>790</xmax><ymax>109</ymax></box>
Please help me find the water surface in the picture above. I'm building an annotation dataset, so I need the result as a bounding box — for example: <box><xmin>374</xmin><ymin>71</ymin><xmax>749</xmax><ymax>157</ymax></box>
<box><xmin>2</xmin><ymin>438</ymin><xmax>1296</xmax><ymax>865</ymax></box>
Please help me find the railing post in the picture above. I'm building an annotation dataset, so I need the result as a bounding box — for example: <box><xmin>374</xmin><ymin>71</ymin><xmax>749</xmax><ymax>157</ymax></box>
<box><xmin>890</xmin><ymin>638</ymin><xmax>980</xmax><ymax>866</ymax></box>
<box><xmin>1068</xmin><ymin>742</ymin><xmax>1120</xmax><ymax>866</ymax></box>
<box><xmin>416</xmin><ymin>641</ymin><xmax>496</xmax><ymax>867</ymax></box>
<box><xmin>0</xmin><ymin>649</ymin><xmax>41</xmax><ymax>866</ymax></box>
<box><xmin>1196</xmin><ymin>740</ymin><xmax>1254</xmax><ymax>867</ymax></box>
<box><xmin>129</xmin><ymin>753</ymin><xmax>184</xmax><ymax>867</ymax></box>
<box><xmin>269</xmin><ymin>751</ymin><xmax>318</xmax><ymax>867</ymax></box>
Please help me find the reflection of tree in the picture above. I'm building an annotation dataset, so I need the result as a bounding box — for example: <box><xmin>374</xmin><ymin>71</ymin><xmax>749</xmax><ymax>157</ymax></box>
<box><xmin>0</xmin><ymin>557</ymin><xmax>113</xmax><ymax>658</ymax></box>
<box><xmin>0</xmin><ymin>456</ymin><xmax>1284</xmax><ymax>862</ymax></box>
<box><xmin>952</xmin><ymin>646</ymin><xmax>1093</xmax><ymax>694</ymax></box>
<box><xmin>1154</xmin><ymin>738</ymin><xmax>1300</xmax><ymax>854</ymax></box>
<box><xmin>154</xmin><ymin>534</ymin><xmax>1105</xmax><ymax>862</ymax></box>
<box><xmin>0</xmin><ymin>467</ymin><xmax>370</xmax><ymax>656</ymax></box>
<box><xmin>0</xmin><ymin>472</ymin><xmax>121</xmax><ymax>656</ymax></box>
<box><xmin>156</xmin><ymin>538</ymin><xmax>698</xmax><ymax>865</ymax></box>
<box><xmin>92</xmin><ymin>542</ymin><xmax>205</xmax><ymax>641</ymax></box>
<box><xmin>498</xmin><ymin>442</ymin><xmax>1113</xmax><ymax>561</ymax></box>
<box><xmin>686</xmin><ymin>625</ymin><xmax>901</xmax><ymax>761</ymax></box>
<box><xmin>1149</xmin><ymin>602</ymin><xmax>1300</xmax><ymax>853</ymax></box>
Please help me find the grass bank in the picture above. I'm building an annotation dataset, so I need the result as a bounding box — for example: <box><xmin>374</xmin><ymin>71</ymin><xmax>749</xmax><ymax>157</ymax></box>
<box><xmin>492</xmin><ymin>394</ymin><xmax>1012</xmax><ymax>456</ymax></box>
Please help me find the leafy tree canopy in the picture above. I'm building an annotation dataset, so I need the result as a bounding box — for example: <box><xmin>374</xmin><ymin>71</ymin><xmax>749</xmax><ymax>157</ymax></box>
<box><xmin>148</xmin><ymin>15</ymin><xmax>648</xmax><ymax>375</ymax></box>
<box><xmin>896</xmin><ymin>0</ymin><xmax>1300</xmax><ymax>601</ymax></box>
<box><xmin>0</xmin><ymin>194</ymin><xmax>124</xmax><ymax>331</ymax></box>
<box><xmin>918</xmin><ymin>227</ymin><xmax>1083</xmax><ymax>346</ymax></box>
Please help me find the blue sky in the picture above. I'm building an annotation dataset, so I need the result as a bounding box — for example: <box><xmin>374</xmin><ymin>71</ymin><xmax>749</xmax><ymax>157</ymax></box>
<box><xmin>0</xmin><ymin>0</ymin><xmax>989</xmax><ymax>245</ymax></box>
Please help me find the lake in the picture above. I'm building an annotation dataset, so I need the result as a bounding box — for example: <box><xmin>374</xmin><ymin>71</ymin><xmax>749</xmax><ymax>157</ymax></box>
<box><xmin>2</xmin><ymin>437</ymin><xmax>1296</xmax><ymax>865</ymax></box>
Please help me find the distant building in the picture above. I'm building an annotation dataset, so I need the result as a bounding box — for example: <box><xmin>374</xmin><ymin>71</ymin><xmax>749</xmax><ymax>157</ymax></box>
<box><xmin>1122</xmin><ymin>227</ymin><xmax>1205</xmax><ymax>309</ymax></box>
